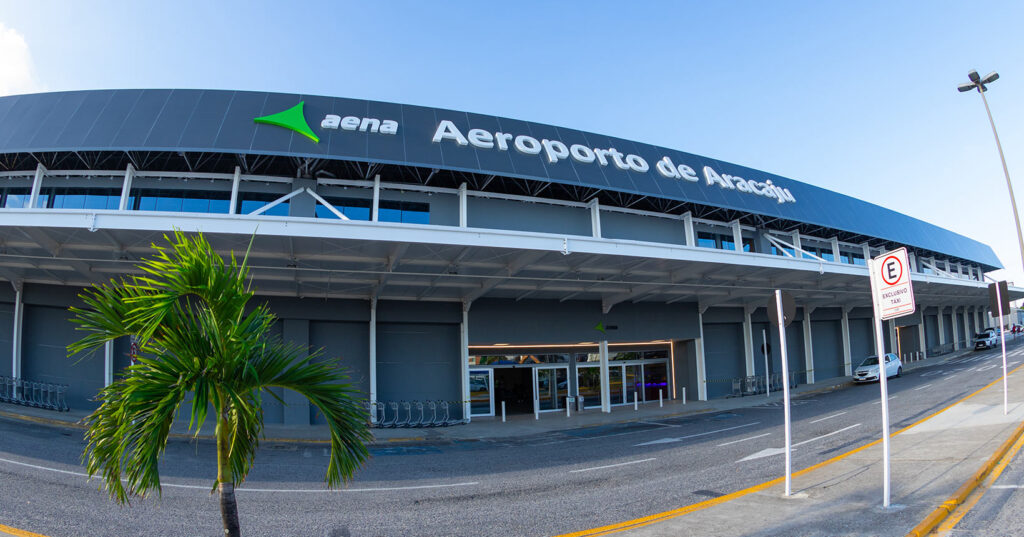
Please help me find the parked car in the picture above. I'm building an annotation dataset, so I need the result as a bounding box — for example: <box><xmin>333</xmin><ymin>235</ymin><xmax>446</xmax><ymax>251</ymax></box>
<box><xmin>852</xmin><ymin>353</ymin><xmax>902</xmax><ymax>383</ymax></box>
<box><xmin>974</xmin><ymin>330</ymin><xmax>998</xmax><ymax>350</ymax></box>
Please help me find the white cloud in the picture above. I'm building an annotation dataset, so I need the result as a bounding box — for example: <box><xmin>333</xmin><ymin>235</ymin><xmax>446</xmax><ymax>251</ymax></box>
<box><xmin>0</xmin><ymin>22</ymin><xmax>43</xmax><ymax>96</ymax></box>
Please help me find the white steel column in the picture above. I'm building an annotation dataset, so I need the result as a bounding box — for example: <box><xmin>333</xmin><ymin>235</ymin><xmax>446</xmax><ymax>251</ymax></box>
<box><xmin>118</xmin><ymin>163</ymin><xmax>135</xmax><ymax>211</ymax></box>
<box><xmin>841</xmin><ymin>307</ymin><xmax>853</xmax><ymax>376</ymax></box>
<box><xmin>731</xmin><ymin>220</ymin><xmax>743</xmax><ymax>252</ymax></box>
<box><xmin>887</xmin><ymin>320</ymin><xmax>897</xmax><ymax>356</ymax></box>
<box><xmin>791</xmin><ymin>232</ymin><xmax>802</xmax><ymax>257</ymax></box>
<box><xmin>589</xmin><ymin>198</ymin><xmax>602</xmax><ymax>238</ymax></box>
<box><xmin>696</xmin><ymin>310</ymin><xmax>708</xmax><ymax>401</ymax></box>
<box><xmin>11</xmin><ymin>283</ymin><xmax>23</xmax><ymax>380</ymax></box>
<box><xmin>963</xmin><ymin>307</ymin><xmax>971</xmax><ymax>346</ymax></box>
<box><xmin>461</xmin><ymin>304</ymin><xmax>471</xmax><ymax>421</ymax></box>
<box><xmin>28</xmin><ymin>163</ymin><xmax>45</xmax><ymax>208</ymax></box>
<box><xmin>918</xmin><ymin>321</ymin><xmax>927</xmax><ymax>360</ymax></box>
<box><xmin>228</xmin><ymin>166</ymin><xmax>241</xmax><ymax>214</ymax></box>
<box><xmin>938</xmin><ymin>307</ymin><xmax>947</xmax><ymax>348</ymax></box>
<box><xmin>742</xmin><ymin>306</ymin><xmax>755</xmax><ymax>376</ymax></box>
<box><xmin>103</xmin><ymin>340</ymin><xmax>114</xmax><ymax>387</ymax></box>
<box><xmin>831</xmin><ymin>237</ymin><xmax>841</xmax><ymax>263</ymax></box>
<box><xmin>952</xmin><ymin>307</ymin><xmax>961</xmax><ymax>350</ymax></box>
<box><xmin>372</xmin><ymin>174</ymin><xmax>381</xmax><ymax>222</ymax></box>
<box><xmin>369</xmin><ymin>299</ymin><xmax>377</xmax><ymax>416</ymax></box>
<box><xmin>802</xmin><ymin>307</ymin><xmax>815</xmax><ymax>384</ymax></box>
<box><xmin>682</xmin><ymin>212</ymin><xmax>695</xmax><ymax>247</ymax></box>
<box><xmin>861</xmin><ymin>242</ymin><xmax>872</xmax><ymax>263</ymax></box>
<box><xmin>599</xmin><ymin>340</ymin><xmax>611</xmax><ymax>413</ymax></box>
<box><xmin>458</xmin><ymin>183</ymin><xmax>467</xmax><ymax>228</ymax></box>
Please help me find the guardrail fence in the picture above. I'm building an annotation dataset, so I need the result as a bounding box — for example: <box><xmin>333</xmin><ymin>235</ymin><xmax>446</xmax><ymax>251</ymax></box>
<box><xmin>0</xmin><ymin>376</ymin><xmax>70</xmax><ymax>412</ymax></box>
<box><xmin>365</xmin><ymin>400</ymin><xmax>468</xmax><ymax>428</ymax></box>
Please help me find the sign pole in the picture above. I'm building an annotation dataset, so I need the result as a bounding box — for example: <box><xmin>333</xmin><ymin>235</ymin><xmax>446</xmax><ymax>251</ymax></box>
<box><xmin>763</xmin><ymin>329</ymin><xmax>769</xmax><ymax>398</ymax></box>
<box><xmin>775</xmin><ymin>289</ymin><xmax>792</xmax><ymax>497</ymax></box>
<box><xmin>997</xmin><ymin>283</ymin><xmax>1008</xmax><ymax>415</ymax></box>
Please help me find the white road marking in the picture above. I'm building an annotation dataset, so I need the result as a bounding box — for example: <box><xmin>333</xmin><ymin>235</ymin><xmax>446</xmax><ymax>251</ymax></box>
<box><xmin>739</xmin><ymin>424</ymin><xmax>862</xmax><ymax>462</ymax></box>
<box><xmin>872</xmin><ymin>396</ymin><xmax>897</xmax><ymax>405</ymax></box>
<box><xmin>991</xmin><ymin>485</ymin><xmax>1024</xmax><ymax>489</ymax></box>
<box><xmin>635</xmin><ymin>422</ymin><xmax>761</xmax><ymax>447</ymax></box>
<box><xmin>0</xmin><ymin>456</ymin><xmax>478</xmax><ymax>493</ymax></box>
<box><xmin>640</xmin><ymin>421</ymin><xmax>680</xmax><ymax>428</ymax></box>
<box><xmin>914</xmin><ymin>384</ymin><xmax>933</xmax><ymax>391</ymax></box>
<box><xmin>810</xmin><ymin>412</ymin><xmax>847</xmax><ymax>424</ymax></box>
<box><xmin>717</xmin><ymin>433</ymin><xmax>771</xmax><ymax>447</ymax></box>
<box><xmin>569</xmin><ymin>457</ymin><xmax>656</xmax><ymax>473</ymax></box>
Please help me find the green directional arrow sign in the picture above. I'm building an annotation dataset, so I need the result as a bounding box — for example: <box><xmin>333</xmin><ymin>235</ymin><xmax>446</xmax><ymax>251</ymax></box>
<box><xmin>594</xmin><ymin>322</ymin><xmax>607</xmax><ymax>334</ymax></box>
<box><xmin>253</xmin><ymin>101</ymin><xmax>319</xmax><ymax>143</ymax></box>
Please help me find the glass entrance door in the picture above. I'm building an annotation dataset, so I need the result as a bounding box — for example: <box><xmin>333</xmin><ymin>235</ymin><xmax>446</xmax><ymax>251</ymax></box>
<box><xmin>469</xmin><ymin>369</ymin><xmax>494</xmax><ymax>416</ymax></box>
<box><xmin>533</xmin><ymin>366</ymin><xmax>568</xmax><ymax>411</ymax></box>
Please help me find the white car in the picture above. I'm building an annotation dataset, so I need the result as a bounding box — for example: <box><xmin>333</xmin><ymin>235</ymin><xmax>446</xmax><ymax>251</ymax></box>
<box><xmin>852</xmin><ymin>353</ymin><xmax>902</xmax><ymax>383</ymax></box>
<box><xmin>974</xmin><ymin>330</ymin><xmax>998</xmax><ymax>350</ymax></box>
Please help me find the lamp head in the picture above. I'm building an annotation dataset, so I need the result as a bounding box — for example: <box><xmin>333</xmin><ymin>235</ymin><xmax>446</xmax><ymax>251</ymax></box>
<box><xmin>968</xmin><ymin>69</ymin><xmax>981</xmax><ymax>83</ymax></box>
<box><xmin>958</xmin><ymin>82</ymin><xmax>976</xmax><ymax>93</ymax></box>
<box><xmin>982</xmin><ymin>71</ymin><xmax>999</xmax><ymax>84</ymax></box>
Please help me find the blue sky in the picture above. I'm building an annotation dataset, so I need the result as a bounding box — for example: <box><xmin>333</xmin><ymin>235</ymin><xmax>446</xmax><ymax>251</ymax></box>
<box><xmin>2</xmin><ymin>1</ymin><xmax>1023</xmax><ymax>282</ymax></box>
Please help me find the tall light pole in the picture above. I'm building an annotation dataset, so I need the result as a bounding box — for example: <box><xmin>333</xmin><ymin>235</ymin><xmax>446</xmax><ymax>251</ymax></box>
<box><xmin>958</xmin><ymin>69</ymin><xmax>1024</xmax><ymax>274</ymax></box>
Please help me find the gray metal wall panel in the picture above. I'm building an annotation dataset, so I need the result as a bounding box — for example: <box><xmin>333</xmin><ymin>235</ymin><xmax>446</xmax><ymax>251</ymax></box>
<box><xmin>0</xmin><ymin>302</ymin><xmax>11</xmax><ymax>376</ymax></box>
<box><xmin>282</xmin><ymin>319</ymin><xmax>311</xmax><ymax>425</ymax></box>
<box><xmin>751</xmin><ymin>322</ymin><xmax>771</xmax><ymax>376</ymax></box>
<box><xmin>469</xmin><ymin>299</ymin><xmax>699</xmax><ymax>345</ymax></box>
<box><xmin>811</xmin><ymin>320</ymin><xmax>844</xmax><ymax>380</ymax></box>
<box><xmin>467</xmin><ymin>197</ymin><xmax>590</xmax><ymax>236</ymax></box>
<box><xmin>956</xmin><ymin>313</ymin><xmax>966</xmax><ymax>343</ymax></box>
<box><xmin>22</xmin><ymin>305</ymin><xmax>102</xmax><ymax>409</ymax></box>
<box><xmin>309</xmin><ymin>320</ymin><xmax>370</xmax><ymax>425</ymax></box>
<box><xmin>599</xmin><ymin>211</ymin><xmax>686</xmax><ymax>246</ymax></box>
<box><xmin>702</xmin><ymin>323</ymin><xmax>745</xmax><ymax>398</ymax></box>
<box><xmin>376</xmin><ymin>323</ymin><xmax>460</xmax><ymax>402</ymax></box>
<box><xmin>925</xmin><ymin>315</ymin><xmax>940</xmax><ymax>351</ymax></box>
<box><xmin>942</xmin><ymin>314</ymin><xmax>955</xmax><ymax>347</ymax></box>
<box><xmin>849</xmin><ymin>319</ymin><xmax>874</xmax><ymax>364</ymax></box>
<box><xmin>378</xmin><ymin>300</ymin><xmax>461</xmax><ymax>324</ymax></box>
<box><xmin>702</xmin><ymin>308</ymin><xmax>744</xmax><ymax>324</ymax></box>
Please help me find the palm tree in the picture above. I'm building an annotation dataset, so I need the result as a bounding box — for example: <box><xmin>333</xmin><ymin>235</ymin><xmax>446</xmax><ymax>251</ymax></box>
<box><xmin>68</xmin><ymin>231</ymin><xmax>372</xmax><ymax>537</ymax></box>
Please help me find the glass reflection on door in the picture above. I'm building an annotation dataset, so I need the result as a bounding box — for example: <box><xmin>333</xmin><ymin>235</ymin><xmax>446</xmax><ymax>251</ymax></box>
<box><xmin>577</xmin><ymin>366</ymin><xmax>602</xmax><ymax>408</ymax></box>
<box><xmin>643</xmin><ymin>363</ymin><xmax>668</xmax><ymax>402</ymax></box>
<box><xmin>535</xmin><ymin>367</ymin><xmax>568</xmax><ymax>411</ymax></box>
<box><xmin>469</xmin><ymin>369</ymin><xmax>494</xmax><ymax>416</ymax></box>
<box><xmin>625</xmin><ymin>364</ymin><xmax>641</xmax><ymax>404</ymax></box>
<box><xmin>609</xmin><ymin>367</ymin><xmax>623</xmax><ymax>405</ymax></box>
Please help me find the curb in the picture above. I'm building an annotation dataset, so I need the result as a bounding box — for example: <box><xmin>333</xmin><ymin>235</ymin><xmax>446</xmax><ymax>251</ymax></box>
<box><xmin>905</xmin><ymin>415</ymin><xmax>1024</xmax><ymax>537</ymax></box>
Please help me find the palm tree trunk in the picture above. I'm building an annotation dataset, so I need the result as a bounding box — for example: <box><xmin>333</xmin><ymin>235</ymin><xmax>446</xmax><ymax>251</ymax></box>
<box><xmin>217</xmin><ymin>410</ymin><xmax>241</xmax><ymax>537</ymax></box>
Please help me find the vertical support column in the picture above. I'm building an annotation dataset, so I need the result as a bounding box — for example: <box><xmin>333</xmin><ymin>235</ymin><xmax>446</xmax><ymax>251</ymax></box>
<box><xmin>792</xmin><ymin>232</ymin><xmax>802</xmax><ymax>257</ymax></box>
<box><xmin>118</xmin><ymin>163</ymin><xmax>135</xmax><ymax>211</ymax></box>
<box><xmin>742</xmin><ymin>306</ymin><xmax>755</xmax><ymax>376</ymax></box>
<box><xmin>11</xmin><ymin>283</ymin><xmax>23</xmax><ymax>381</ymax></box>
<box><xmin>228</xmin><ymin>166</ymin><xmax>241</xmax><ymax>215</ymax></box>
<box><xmin>831</xmin><ymin>237</ymin><xmax>840</xmax><ymax>263</ymax></box>
<box><xmin>963</xmin><ymin>306</ymin><xmax>971</xmax><ymax>346</ymax></box>
<box><xmin>103</xmin><ymin>340</ymin><xmax>114</xmax><ymax>387</ymax></box>
<box><xmin>731</xmin><ymin>220</ymin><xmax>743</xmax><ymax>252</ymax></box>
<box><xmin>461</xmin><ymin>303</ymin><xmax>471</xmax><ymax>422</ymax></box>
<box><xmin>918</xmin><ymin>321</ymin><xmax>927</xmax><ymax>360</ymax></box>
<box><xmin>952</xmin><ymin>307</ymin><xmax>961</xmax><ymax>350</ymax></box>
<box><xmin>588</xmin><ymin>198</ymin><xmax>602</xmax><ymax>238</ymax></box>
<box><xmin>696</xmin><ymin>308</ymin><xmax>708</xmax><ymax>401</ymax></box>
<box><xmin>372</xmin><ymin>174</ymin><xmax>381</xmax><ymax>222</ymax></box>
<box><xmin>458</xmin><ymin>182</ymin><xmax>467</xmax><ymax>228</ymax></box>
<box><xmin>599</xmin><ymin>340</ymin><xmax>610</xmax><ymax>413</ymax></box>
<box><xmin>682</xmin><ymin>212</ymin><xmax>695</xmax><ymax>247</ymax></box>
<box><xmin>802</xmin><ymin>307</ymin><xmax>815</xmax><ymax>384</ymax></box>
<box><xmin>938</xmin><ymin>307</ymin><xmax>947</xmax><ymax>348</ymax></box>
<box><xmin>28</xmin><ymin>163</ymin><xmax>45</xmax><ymax>208</ymax></box>
<box><xmin>861</xmin><ymin>242</ymin><xmax>872</xmax><ymax>263</ymax></box>
<box><xmin>888</xmin><ymin>320</ymin><xmax>898</xmax><ymax>356</ymax></box>
<box><xmin>908</xmin><ymin>251</ymin><xmax>918</xmax><ymax>273</ymax></box>
<box><xmin>841</xmin><ymin>307</ymin><xmax>853</xmax><ymax>376</ymax></box>
<box><xmin>369</xmin><ymin>298</ymin><xmax>377</xmax><ymax>418</ymax></box>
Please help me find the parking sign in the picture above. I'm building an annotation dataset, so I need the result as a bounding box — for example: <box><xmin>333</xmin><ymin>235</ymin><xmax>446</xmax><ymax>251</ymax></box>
<box><xmin>869</xmin><ymin>247</ymin><xmax>916</xmax><ymax>320</ymax></box>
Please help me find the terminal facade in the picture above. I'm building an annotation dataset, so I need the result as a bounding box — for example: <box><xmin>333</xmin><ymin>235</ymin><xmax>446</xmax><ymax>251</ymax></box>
<box><xmin>0</xmin><ymin>89</ymin><xmax>1017</xmax><ymax>424</ymax></box>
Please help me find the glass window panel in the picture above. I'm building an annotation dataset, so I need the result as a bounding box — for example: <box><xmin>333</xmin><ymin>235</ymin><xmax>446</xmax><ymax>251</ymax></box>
<box><xmin>315</xmin><ymin>205</ymin><xmax>341</xmax><ymax>219</ymax></box>
<box><xmin>83</xmin><ymin>195</ymin><xmax>108</xmax><ymax>210</ymax></box>
<box><xmin>401</xmin><ymin>209</ymin><xmax>430</xmax><ymax>224</ymax></box>
<box><xmin>643</xmin><ymin>363</ymin><xmax>668</xmax><ymax>402</ymax></box>
<box><xmin>625</xmin><ymin>365</ymin><xmax>640</xmax><ymax>404</ymax></box>
<box><xmin>469</xmin><ymin>371</ymin><xmax>491</xmax><ymax>416</ymax></box>
<box><xmin>180</xmin><ymin>197</ymin><xmax>210</xmax><ymax>213</ymax></box>
<box><xmin>378</xmin><ymin>208</ymin><xmax>401</xmax><ymax>222</ymax></box>
<box><xmin>697</xmin><ymin>232</ymin><xmax>717</xmax><ymax>249</ymax></box>
<box><xmin>155</xmin><ymin>196</ymin><xmax>183</xmax><ymax>212</ymax></box>
<box><xmin>138</xmin><ymin>195</ymin><xmax>157</xmax><ymax>211</ymax></box>
<box><xmin>577</xmin><ymin>367</ymin><xmax>602</xmax><ymax>408</ymax></box>
<box><xmin>61</xmin><ymin>194</ymin><xmax>86</xmax><ymax>209</ymax></box>
<box><xmin>261</xmin><ymin>202</ymin><xmax>289</xmax><ymax>217</ymax></box>
<box><xmin>821</xmin><ymin>251</ymin><xmax>834</xmax><ymax>262</ymax></box>
<box><xmin>609</xmin><ymin>367</ymin><xmax>623</xmax><ymax>405</ymax></box>
<box><xmin>721</xmin><ymin>237</ymin><xmax>735</xmax><ymax>251</ymax></box>
<box><xmin>207</xmin><ymin>198</ymin><xmax>230</xmax><ymax>214</ymax></box>
<box><xmin>743</xmin><ymin>239</ymin><xmax>755</xmax><ymax>253</ymax></box>
<box><xmin>4</xmin><ymin>194</ymin><xmax>28</xmax><ymax>208</ymax></box>
<box><xmin>343</xmin><ymin>206</ymin><xmax>370</xmax><ymax>221</ymax></box>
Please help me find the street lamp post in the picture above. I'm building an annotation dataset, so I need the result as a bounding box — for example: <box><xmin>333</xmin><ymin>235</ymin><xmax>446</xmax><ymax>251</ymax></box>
<box><xmin>958</xmin><ymin>69</ymin><xmax>1024</xmax><ymax>274</ymax></box>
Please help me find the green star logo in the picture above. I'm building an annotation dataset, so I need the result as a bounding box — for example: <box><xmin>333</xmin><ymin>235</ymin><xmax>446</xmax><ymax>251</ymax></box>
<box><xmin>253</xmin><ymin>101</ymin><xmax>319</xmax><ymax>143</ymax></box>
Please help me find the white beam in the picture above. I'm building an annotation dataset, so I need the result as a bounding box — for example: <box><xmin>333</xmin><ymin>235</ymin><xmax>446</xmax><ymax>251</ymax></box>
<box><xmin>731</xmin><ymin>220</ymin><xmax>743</xmax><ymax>253</ymax></box>
<box><xmin>229</xmin><ymin>166</ymin><xmax>241</xmax><ymax>215</ymax></box>
<box><xmin>841</xmin><ymin>307</ymin><xmax>852</xmax><ymax>376</ymax></box>
<box><xmin>918</xmin><ymin>321</ymin><xmax>927</xmax><ymax>360</ymax></box>
<box><xmin>369</xmin><ymin>299</ymin><xmax>377</xmax><ymax>423</ymax></box>
<box><xmin>696</xmin><ymin>311</ymin><xmax>708</xmax><ymax>401</ymax></box>
<box><xmin>952</xmin><ymin>307</ymin><xmax>961</xmax><ymax>350</ymax></box>
<box><xmin>461</xmin><ymin>303</ymin><xmax>471</xmax><ymax>422</ymax></box>
<box><xmin>372</xmin><ymin>174</ymin><xmax>381</xmax><ymax>222</ymax></box>
<box><xmin>103</xmin><ymin>340</ymin><xmax>114</xmax><ymax>387</ymax></box>
<box><xmin>599</xmin><ymin>340</ymin><xmax>611</xmax><ymax>413</ymax></box>
<box><xmin>28</xmin><ymin>163</ymin><xmax>45</xmax><ymax>209</ymax></box>
<box><xmin>458</xmin><ymin>182</ymin><xmax>467</xmax><ymax>228</ymax></box>
<box><xmin>937</xmin><ymin>307</ymin><xmax>947</xmax><ymax>347</ymax></box>
<box><xmin>831</xmin><ymin>237</ymin><xmax>841</xmax><ymax>264</ymax></box>
<box><xmin>743</xmin><ymin>306</ymin><xmax>755</xmax><ymax>376</ymax></box>
<box><xmin>118</xmin><ymin>164</ymin><xmax>135</xmax><ymax>211</ymax></box>
<box><xmin>682</xmin><ymin>212</ymin><xmax>695</xmax><ymax>247</ymax></box>
<box><xmin>11</xmin><ymin>283</ymin><xmax>23</xmax><ymax>381</ymax></box>
<box><xmin>589</xmin><ymin>198</ymin><xmax>602</xmax><ymax>238</ymax></box>
<box><xmin>803</xmin><ymin>307</ymin><xmax>815</xmax><ymax>384</ymax></box>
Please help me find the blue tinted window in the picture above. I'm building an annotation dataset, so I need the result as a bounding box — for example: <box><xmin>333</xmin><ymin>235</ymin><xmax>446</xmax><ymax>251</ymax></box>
<box><xmin>135</xmin><ymin>189</ymin><xmax>232</xmax><ymax>214</ymax></box>
<box><xmin>379</xmin><ymin>207</ymin><xmax>401</xmax><ymax>222</ymax></box>
<box><xmin>697</xmin><ymin>232</ymin><xmax>717</xmax><ymax>249</ymax></box>
<box><xmin>402</xmin><ymin>210</ymin><xmax>430</xmax><ymax>224</ymax></box>
<box><xmin>317</xmin><ymin>197</ymin><xmax>372</xmax><ymax>221</ymax></box>
<box><xmin>181</xmin><ymin>197</ymin><xmax>210</xmax><ymax>213</ymax></box>
<box><xmin>4</xmin><ymin>193</ymin><xmax>29</xmax><ymax>208</ymax></box>
<box><xmin>345</xmin><ymin>206</ymin><xmax>371</xmax><ymax>221</ymax></box>
<box><xmin>851</xmin><ymin>254</ymin><xmax>866</xmax><ymax>266</ymax></box>
<box><xmin>721</xmin><ymin>238</ymin><xmax>735</xmax><ymax>251</ymax></box>
<box><xmin>239</xmin><ymin>194</ymin><xmax>289</xmax><ymax>216</ymax></box>
<box><xmin>820</xmin><ymin>251</ymin><xmax>834</xmax><ymax>262</ymax></box>
<box><xmin>155</xmin><ymin>196</ymin><xmax>183</xmax><ymax>212</ymax></box>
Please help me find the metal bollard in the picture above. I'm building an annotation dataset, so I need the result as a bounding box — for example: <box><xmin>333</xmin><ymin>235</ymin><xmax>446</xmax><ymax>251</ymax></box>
<box><xmin>682</xmin><ymin>387</ymin><xmax>686</xmax><ymax>404</ymax></box>
<box><xmin>634</xmin><ymin>392</ymin><xmax>638</xmax><ymax>411</ymax></box>
<box><xmin>501</xmin><ymin>401</ymin><xmax>506</xmax><ymax>423</ymax></box>
<box><xmin>534</xmin><ymin>397</ymin><xmax>539</xmax><ymax>420</ymax></box>
<box><xmin>659</xmin><ymin>389</ymin><xmax>663</xmax><ymax>408</ymax></box>
<box><xmin>566</xmin><ymin>397</ymin><xmax>571</xmax><ymax>418</ymax></box>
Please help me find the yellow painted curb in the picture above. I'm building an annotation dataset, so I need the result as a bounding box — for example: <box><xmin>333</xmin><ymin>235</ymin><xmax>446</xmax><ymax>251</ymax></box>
<box><xmin>0</xmin><ymin>522</ymin><xmax>50</xmax><ymax>537</ymax></box>
<box><xmin>556</xmin><ymin>364</ymin><xmax>1024</xmax><ymax>537</ymax></box>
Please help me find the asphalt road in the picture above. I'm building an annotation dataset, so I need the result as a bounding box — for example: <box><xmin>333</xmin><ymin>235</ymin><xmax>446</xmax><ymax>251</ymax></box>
<box><xmin>2</xmin><ymin>341</ymin><xmax>1023</xmax><ymax>537</ymax></box>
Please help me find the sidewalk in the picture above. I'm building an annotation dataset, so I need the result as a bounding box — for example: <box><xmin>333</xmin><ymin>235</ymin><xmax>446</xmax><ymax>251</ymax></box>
<box><xmin>0</xmin><ymin>346</ymin><xmax>966</xmax><ymax>446</ymax></box>
<box><xmin>603</xmin><ymin>355</ymin><xmax>1024</xmax><ymax>536</ymax></box>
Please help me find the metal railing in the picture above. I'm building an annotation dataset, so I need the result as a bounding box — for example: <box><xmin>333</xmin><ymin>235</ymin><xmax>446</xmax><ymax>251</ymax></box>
<box><xmin>0</xmin><ymin>376</ymin><xmax>70</xmax><ymax>412</ymax></box>
<box><xmin>365</xmin><ymin>400</ymin><xmax>468</xmax><ymax>428</ymax></box>
<box><xmin>726</xmin><ymin>372</ymin><xmax>802</xmax><ymax>397</ymax></box>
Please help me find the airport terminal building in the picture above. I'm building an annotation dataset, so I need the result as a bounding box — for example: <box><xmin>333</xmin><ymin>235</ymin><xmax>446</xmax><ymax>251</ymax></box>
<box><xmin>0</xmin><ymin>89</ymin><xmax>1016</xmax><ymax>424</ymax></box>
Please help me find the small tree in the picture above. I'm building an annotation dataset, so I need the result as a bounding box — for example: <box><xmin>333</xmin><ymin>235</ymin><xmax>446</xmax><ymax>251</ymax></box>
<box><xmin>68</xmin><ymin>231</ymin><xmax>372</xmax><ymax>537</ymax></box>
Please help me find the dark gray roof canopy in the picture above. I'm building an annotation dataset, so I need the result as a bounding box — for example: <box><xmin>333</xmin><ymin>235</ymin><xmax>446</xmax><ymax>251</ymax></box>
<box><xmin>0</xmin><ymin>89</ymin><xmax>1001</xmax><ymax>269</ymax></box>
